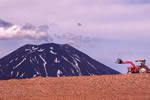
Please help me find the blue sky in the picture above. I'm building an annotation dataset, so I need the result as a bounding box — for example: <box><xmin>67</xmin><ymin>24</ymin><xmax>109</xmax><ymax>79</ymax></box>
<box><xmin>0</xmin><ymin>0</ymin><xmax>150</xmax><ymax>73</ymax></box>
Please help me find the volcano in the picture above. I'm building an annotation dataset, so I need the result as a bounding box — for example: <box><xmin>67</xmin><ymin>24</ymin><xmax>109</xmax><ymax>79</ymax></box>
<box><xmin>0</xmin><ymin>43</ymin><xmax>120</xmax><ymax>79</ymax></box>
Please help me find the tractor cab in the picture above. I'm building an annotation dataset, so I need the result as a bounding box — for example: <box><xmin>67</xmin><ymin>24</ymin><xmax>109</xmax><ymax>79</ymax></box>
<box><xmin>135</xmin><ymin>59</ymin><xmax>149</xmax><ymax>73</ymax></box>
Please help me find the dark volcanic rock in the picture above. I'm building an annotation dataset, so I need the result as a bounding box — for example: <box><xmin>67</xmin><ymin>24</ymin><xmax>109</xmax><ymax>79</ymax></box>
<box><xmin>0</xmin><ymin>43</ymin><xmax>120</xmax><ymax>79</ymax></box>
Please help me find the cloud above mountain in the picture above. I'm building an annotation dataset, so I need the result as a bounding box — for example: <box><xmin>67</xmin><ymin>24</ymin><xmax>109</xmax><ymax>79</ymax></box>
<box><xmin>0</xmin><ymin>19</ymin><xmax>49</xmax><ymax>41</ymax></box>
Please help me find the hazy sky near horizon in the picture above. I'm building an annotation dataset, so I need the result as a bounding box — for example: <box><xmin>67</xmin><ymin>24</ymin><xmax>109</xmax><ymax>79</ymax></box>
<box><xmin>0</xmin><ymin>0</ymin><xmax>150</xmax><ymax>73</ymax></box>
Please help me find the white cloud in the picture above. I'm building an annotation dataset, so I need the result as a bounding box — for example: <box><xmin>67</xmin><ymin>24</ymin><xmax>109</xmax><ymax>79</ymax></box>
<box><xmin>0</xmin><ymin>24</ymin><xmax>49</xmax><ymax>41</ymax></box>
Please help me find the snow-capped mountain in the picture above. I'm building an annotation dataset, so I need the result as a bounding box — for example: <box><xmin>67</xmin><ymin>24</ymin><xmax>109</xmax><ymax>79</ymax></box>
<box><xmin>0</xmin><ymin>43</ymin><xmax>120</xmax><ymax>79</ymax></box>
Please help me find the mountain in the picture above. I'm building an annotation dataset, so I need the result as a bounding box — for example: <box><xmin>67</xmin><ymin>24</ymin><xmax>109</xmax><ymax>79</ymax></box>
<box><xmin>0</xmin><ymin>43</ymin><xmax>120</xmax><ymax>80</ymax></box>
<box><xmin>0</xmin><ymin>19</ymin><xmax>13</xmax><ymax>27</ymax></box>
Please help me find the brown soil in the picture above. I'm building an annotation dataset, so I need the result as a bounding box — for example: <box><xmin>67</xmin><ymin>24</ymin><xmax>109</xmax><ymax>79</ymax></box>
<box><xmin>0</xmin><ymin>74</ymin><xmax>150</xmax><ymax>100</ymax></box>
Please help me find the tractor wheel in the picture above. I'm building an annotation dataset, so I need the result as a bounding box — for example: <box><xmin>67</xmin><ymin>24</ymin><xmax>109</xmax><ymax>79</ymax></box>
<box><xmin>139</xmin><ymin>68</ymin><xmax>147</xmax><ymax>74</ymax></box>
<box><xmin>127</xmin><ymin>71</ymin><xmax>132</xmax><ymax>74</ymax></box>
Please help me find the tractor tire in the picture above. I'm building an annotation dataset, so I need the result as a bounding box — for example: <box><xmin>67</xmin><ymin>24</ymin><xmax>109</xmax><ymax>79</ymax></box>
<box><xmin>139</xmin><ymin>68</ymin><xmax>147</xmax><ymax>74</ymax></box>
<box><xmin>127</xmin><ymin>71</ymin><xmax>132</xmax><ymax>74</ymax></box>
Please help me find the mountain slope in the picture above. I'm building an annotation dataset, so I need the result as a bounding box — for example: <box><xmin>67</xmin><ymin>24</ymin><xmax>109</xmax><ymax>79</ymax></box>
<box><xmin>0</xmin><ymin>19</ymin><xmax>13</xmax><ymax>27</ymax></box>
<box><xmin>0</xmin><ymin>43</ymin><xmax>120</xmax><ymax>79</ymax></box>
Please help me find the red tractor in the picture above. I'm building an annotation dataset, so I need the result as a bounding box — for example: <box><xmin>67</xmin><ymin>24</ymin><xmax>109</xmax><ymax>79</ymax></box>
<box><xmin>116</xmin><ymin>58</ymin><xmax>150</xmax><ymax>74</ymax></box>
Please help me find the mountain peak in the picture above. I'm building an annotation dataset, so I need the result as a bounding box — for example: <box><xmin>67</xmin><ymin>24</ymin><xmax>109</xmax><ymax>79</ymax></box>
<box><xmin>0</xmin><ymin>43</ymin><xmax>120</xmax><ymax>80</ymax></box>
<box><xmin>0</xmin><ymin>19</ymin><xmax>13</xmax><ymax>27</ymax></box>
